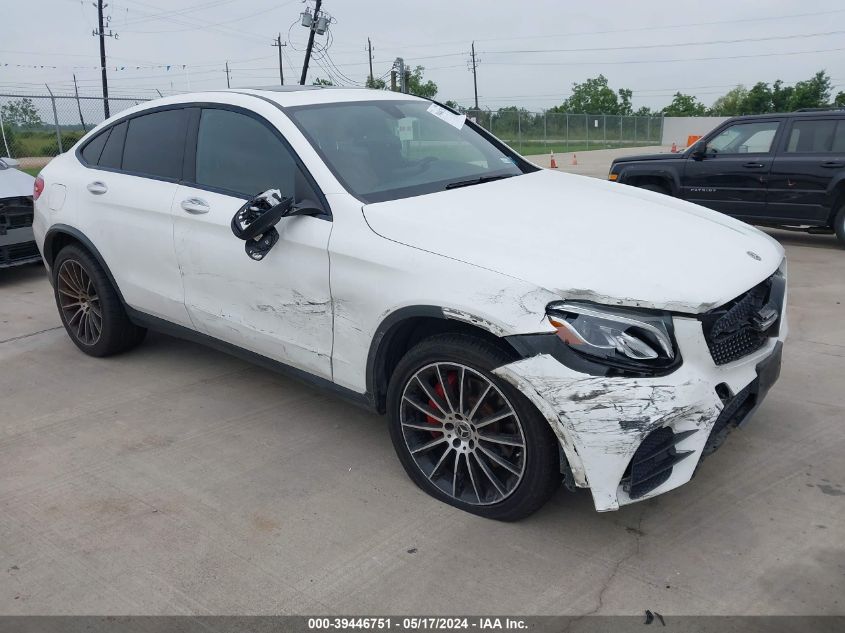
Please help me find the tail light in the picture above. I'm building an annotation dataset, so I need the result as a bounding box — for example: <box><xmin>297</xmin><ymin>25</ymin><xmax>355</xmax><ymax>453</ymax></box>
<box><xmin>33</xmin><ymin>175</ymin><xmax>45</xmax><ymax>201</ymax></box>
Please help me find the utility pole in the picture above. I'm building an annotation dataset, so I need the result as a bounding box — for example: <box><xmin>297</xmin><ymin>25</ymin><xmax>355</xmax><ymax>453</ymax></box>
<box><xmin>272</xmin><ymin>34</ymin><xmax>286</xmax><ymax>85</ymax></box>
<box><xmin>366</xmin><ymin>37</ymin><xmax>374</xmax><ymax>85</ymax></box>
<box><xmin>225</xmin><ymin>61</ymin><xmax>230</xmax><ymax>88</ymax></box>
<box><xmin>73</xmin><ymin>74</ymin><xmax>87</xmax><ymax>132</ymax></box>
<box><xmin>93</xmin><ymin>0</ymin><xmax>114</xmax><ymax>118</ymax></box>
<box><xmin>395</xmin><ymin>57</ymin><xmax>406</xmax><ymax>93</ymax></box>
<box><xmin>469</xmin><ymin>41</ymin><xmax>479</xmax><ymax>111</ymax></box>
<box><xmin>299</xmin><ymin>0</ymin><xmax>323</xmax><ymax>85</ymax></box>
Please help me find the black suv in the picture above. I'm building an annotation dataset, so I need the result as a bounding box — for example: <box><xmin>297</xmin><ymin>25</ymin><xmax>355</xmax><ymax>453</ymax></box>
<box><xmin>608</xmin><ymin>109</ymin><xmax>845</xmax><ymax>246</ymax></box>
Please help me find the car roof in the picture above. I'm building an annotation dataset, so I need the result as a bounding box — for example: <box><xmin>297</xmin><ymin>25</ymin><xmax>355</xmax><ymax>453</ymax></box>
<box><xmin>726</xmin><ymin>109</ymin><xmax>845</xmax><ymax>123</ymax></box>
<box><xmin>227</xmin><ymin>86</ymin><xmax>426</xmax><ymax>108</ymax></box>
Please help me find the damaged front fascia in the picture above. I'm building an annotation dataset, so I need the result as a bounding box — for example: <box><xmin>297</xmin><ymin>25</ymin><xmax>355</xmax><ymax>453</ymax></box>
<box><xmin>493</xmin><ymin>353</ymin><xmax>721</xmax><ymax>511</ymax></box>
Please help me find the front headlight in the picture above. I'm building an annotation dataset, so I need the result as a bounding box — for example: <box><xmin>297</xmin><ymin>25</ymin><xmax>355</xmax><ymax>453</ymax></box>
<box><xmin>546</xmin><ymin>301</ymin><xmax>679</xmax><ymax>376</ymax></box>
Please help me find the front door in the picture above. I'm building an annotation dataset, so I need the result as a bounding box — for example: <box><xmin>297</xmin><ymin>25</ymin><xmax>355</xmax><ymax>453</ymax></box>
<box><xmin>767</xmin><ymin>117</ymin><xmax>845</xmax><ymax>224</ymax></box>
<box><xmin>172</xmin><ymin>106</ymin><xmax>333</xmax><ymax>379</ymax></box>
<box><xmin>681</xmin><ymin>119</ymin><xmax>782</xmax><ymax>220</ymax></box>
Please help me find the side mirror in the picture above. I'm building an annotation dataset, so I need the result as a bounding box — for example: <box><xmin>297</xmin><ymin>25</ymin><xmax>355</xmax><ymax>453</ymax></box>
<box><xmin>231</xmin><ymin>189</ymin><xmax>292</xmax><ymax>261</ymax></box>
<box><xmin>689</xmin><ymin>141</ymin><xmax>707</xmax><ymax>159</ymax></box>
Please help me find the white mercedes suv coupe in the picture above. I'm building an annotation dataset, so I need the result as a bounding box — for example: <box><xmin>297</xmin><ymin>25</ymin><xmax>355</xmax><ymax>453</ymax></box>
<box><xmin>32</xmin><ymin>87</ymin><xmax>787</xmax><ymax>520</ymax></box>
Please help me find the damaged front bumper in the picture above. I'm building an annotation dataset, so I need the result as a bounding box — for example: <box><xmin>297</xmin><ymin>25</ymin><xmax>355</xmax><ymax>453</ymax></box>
<box><xmin>495</xmin><ymin>313</ymin><xmax>787</xmax><ymax>512</ymax></box>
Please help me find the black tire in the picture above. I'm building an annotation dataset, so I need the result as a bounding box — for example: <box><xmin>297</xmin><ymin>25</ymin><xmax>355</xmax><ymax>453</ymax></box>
<box><xmin>834</xmin><ymin>204</ymin><xmax>845</xmax><ymax>247</ymax></box>
<box><xmin>387</xmin><ymin>333</ymin><xmax>561</xmax><ymax>521</ymax></box>
<box><xmin>638</xmin><ymin>183</ymin><xmax>670</xmax><ymax>196</ymax></box>
<box><xmin>52</xmin><ymin>244</ymin><xmax>146</xmax><ymax>357</ymax></box>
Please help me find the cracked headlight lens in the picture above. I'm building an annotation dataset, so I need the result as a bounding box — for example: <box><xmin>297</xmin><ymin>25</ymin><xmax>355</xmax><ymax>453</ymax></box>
<box><xmin>546</xmin><ymin>301</ymin><xmax>677</xmax><ymax>372</ymax></box>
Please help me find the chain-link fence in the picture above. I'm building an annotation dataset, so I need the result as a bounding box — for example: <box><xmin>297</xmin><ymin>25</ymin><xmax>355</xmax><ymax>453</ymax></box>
<box><xmin>0</xmin><ymin>90</ymin><xmax>664</xmax><ymax>166</ymax></box>
<box><xmin>469</xmin><ymin>110</ymin><xmax>664</xmax><ymax>155</ymax></box>
<box><xmin>0</xmin><ymin>92</ymin><xmax>150</xmax><ymax>165</ymax></box>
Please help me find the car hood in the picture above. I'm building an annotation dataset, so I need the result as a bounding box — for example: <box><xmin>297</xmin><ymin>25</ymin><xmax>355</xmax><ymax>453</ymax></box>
<box><xmin>362</xmin><ymin>170</ymin><xmax>784</xmax><ymax>313</ymax></box>
<box><xmin>0</xmin><ymin>166</ymin><xmax>35</xmax><ymax>199</ymax></box>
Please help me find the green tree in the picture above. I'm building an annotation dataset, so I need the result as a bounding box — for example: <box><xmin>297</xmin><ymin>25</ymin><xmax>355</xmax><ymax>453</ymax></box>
<box><xmin>709</xmin><ymin>85</ymin><xmax>749</xmax><ymax>116</ymax></box>
<box><xmin>407</xmin><ymin>66</ymin><xmax>437</xmax><ymax>99</ymax></box>
<box><xmin>365</xmin><ymin>76</ymin><xmax>386</xmax><ymax>89</ymax></box>
<box><xmin>835</xmin><ymin>91</ymin><xmax>845</xmax><ymax>107</ymax></box>
<box><xmin>633</xmin><ymin>106</ymin><xmax>653</xmax><ymax>117</ymax></box>
<box><xmin>0</xmin><ymin>98</ymin><xmax>42</xmax><ymax>128</ymax></box>
<box><xmin>617</xmin><ymin>88</ymin><xmax>633</xmax><ymax>115</ymax></box>
<box><xmin>787</xmin><ymin>70</ymin><xmax>832</xmax><ymax>110</ymax></box>
<box><xmin>744</xmin><ymin>82</ymin><xmax>774</xmax><ymax>114</ymax></box>
<box><xmin>662</xmin><ymin>92</ymin><xmax>707</xmax><ymax>116</ymax></box>
<box><xmin>771</xmin><ymin>80</ymin><xmax>794</xmax><ymax>112</ymax></box>
<box><xmin>312</xmin><ymin>77</ymin><xmax>333</xmax><ymax>86</ymax></box>
<box><xmin>559</xmin><ymin>75</ymin><xmax>622</xmax><ymax>113</ymax></box>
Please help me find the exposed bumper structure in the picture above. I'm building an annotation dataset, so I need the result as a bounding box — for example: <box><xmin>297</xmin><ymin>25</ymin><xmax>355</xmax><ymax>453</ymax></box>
<box><xmin>495</xmin><ymin>310</ymin><xmax>788</xmax><ymax>512</ymax></box>
<box><xmin>0</xmin><ymin>197</ymin><xmax>40</xmax><ymax>268</ymax></box>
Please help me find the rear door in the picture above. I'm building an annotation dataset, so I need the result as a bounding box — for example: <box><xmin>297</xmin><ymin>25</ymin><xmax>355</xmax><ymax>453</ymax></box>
<box><xmin>681</xmin><ymin>119</ymin><xmax>782</xmax><ymax>219</ymax></box>
<box><xmin>76</xmin><ymin>107</ymin><xmax>193</xmax><ymax>326</ymax></box>
<box><xmin>767</xmin><ymin>117</ymin><xmax>845</xmax><ymax>225</ymax></box>
<box><xmin>171</xmin><ymin>106</ymin><xmax>333</xmax><ymax>379</ymax></box>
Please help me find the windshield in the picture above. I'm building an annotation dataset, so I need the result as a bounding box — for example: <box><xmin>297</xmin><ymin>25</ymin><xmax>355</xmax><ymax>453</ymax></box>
<box><xmin>287</xmin><ymin>100</ymin><xmax>529</xmax><ymax>203</ymax></box>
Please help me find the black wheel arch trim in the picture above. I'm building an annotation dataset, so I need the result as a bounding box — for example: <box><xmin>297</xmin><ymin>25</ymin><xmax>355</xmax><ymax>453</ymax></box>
<box><xmin>618</xmin><ymin>166</ymin><xmax>680</xmax><ymax>195</ymax></box>
<box><xmin>43</xmin><ymin>224</ymin><xmax>129</xmax><ymax>306</ymax></box>
<box><xmin>365</xmin><ymin>305</ymin><xmax>533</xmax><ymax>413</ymax></box>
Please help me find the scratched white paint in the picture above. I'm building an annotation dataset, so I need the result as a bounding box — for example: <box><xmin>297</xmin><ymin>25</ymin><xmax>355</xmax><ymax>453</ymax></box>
<box><xmin>33</xmin><ymin>88</ymin><xmax>789</xmax><ymax>513</ymax></box>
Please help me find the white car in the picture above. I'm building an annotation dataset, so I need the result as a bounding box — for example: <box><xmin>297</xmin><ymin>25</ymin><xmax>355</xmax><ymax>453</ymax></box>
<box><xmin>1</xmin><ymin>157</ymin><xmax>39</xmax><ymax>268</ymax></box>
<box><xmin>32</xmin><ymin>87</ymin><xmax>787</xmax><ymax>520</ymax></box>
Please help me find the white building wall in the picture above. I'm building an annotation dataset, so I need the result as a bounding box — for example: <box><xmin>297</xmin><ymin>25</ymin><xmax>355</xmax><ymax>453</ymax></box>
<box><xmin>661</xmin><ymin>116</ymin><xmax>729</xmax><ymax>148</ymax></box>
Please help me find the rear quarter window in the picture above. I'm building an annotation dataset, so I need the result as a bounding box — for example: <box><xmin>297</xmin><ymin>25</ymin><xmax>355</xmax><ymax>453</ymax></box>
<box><xmin>80</xmin><ymin>129</ymin><xmax>110</xmax><ymax>165</ymax></box>
<box><xmin>98</xmin><ymin>121</ymin><xmax>127</xmax><ymax>169</ymax></box>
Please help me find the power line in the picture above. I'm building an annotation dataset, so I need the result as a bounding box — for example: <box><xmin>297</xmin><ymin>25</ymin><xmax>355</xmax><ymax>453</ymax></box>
<box><xmin>482</xmin><ymin>28</ymin><xmax>845</xmax><ymax>56</ymax></box>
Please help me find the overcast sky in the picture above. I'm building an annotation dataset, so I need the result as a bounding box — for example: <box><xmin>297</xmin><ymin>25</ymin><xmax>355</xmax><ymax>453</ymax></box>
<box><xmin>2</xmin><ymin>0</ymin><xmax>844</xmax><ymax>111</ymax></box>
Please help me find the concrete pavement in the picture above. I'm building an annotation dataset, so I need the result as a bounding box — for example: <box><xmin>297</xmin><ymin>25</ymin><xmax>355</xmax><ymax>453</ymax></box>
<box><xmin>1</xmin><ymin>161</ymin><xmax>843</xmax><ymax>615</ymax></box>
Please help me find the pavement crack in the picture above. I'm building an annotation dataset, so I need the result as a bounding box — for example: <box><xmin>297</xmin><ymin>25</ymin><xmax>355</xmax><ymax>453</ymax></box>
<box><xmin>580</xmin><ymin>507</ymin><xmax>646</xmax><ymax>619</ymax></box>
<box><xmin>0</xmin><ymin>326</ymin><xmax>63</xmax><ymax>345</ymax></box>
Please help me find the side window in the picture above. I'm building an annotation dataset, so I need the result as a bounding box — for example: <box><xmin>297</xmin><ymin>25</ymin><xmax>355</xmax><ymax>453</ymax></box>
<box><xmin>98</xmin><ymin>121</ymin><xmax>126</xmax><ymax>169</ymax></box>
<box><xmin>707</xmin><ymin>121</ymin><xmax>780</xmax><ymax>155</ymax></box>
<box><xmin>194</xmin><ymin>108</ymin><xmax>296</xmax><ymax>197</ymax></box>
<box><xmin>786</xmin><ymin>119</ymin><xmax>838</xmax><ymax>153</ymax></box>
<box><xmin>80</xmin><ymin>128</ymin><xmax>110</xmax><ymax>165</ymax></box>
<box><xmin>122</xmin><ymin>109</ymin><xmax>188</xmax><ymax>180</ymax></box>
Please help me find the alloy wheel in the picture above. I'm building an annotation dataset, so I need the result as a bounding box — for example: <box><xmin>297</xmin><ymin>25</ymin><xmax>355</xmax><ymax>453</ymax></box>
<box><xmin>57</xmin><ymin>259</ymin><xmax>103</xmax><ymax>346</ymax></box>
<box><xmin>400</xmin><ymin>362</ymin><xmax>526</xmax><ymax>505</ymax></box>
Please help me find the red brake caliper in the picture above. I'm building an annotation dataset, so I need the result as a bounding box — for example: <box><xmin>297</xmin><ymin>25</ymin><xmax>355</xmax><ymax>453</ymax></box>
<box><xmin>427</xmin><ymin>371</ymin><xmax>458</xmax><ymax>431</ymax></box>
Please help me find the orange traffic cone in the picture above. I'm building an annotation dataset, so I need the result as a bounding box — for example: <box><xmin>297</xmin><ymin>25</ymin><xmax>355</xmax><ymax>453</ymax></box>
<box><xmin>549</xmin><ymin>150</ymin><xmax>558</xmax><ymax>169</ymax></box>
<box><xmin>670</xmin><ymin>142</ymin><xmax>678</xmax><ymax>153</ymax></box>
<box><xmin>571</xmin><ymin>153</ymin><xmax>578</xmax><ymax>165</ymax></box>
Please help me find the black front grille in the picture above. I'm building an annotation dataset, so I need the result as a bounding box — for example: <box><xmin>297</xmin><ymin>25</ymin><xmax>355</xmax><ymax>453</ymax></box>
<box><xmin>0</xmin><ymin>197</ymin><xmax>34</xmax><ymax>232</ymax></box>
<box><xmin>622</xmin><ymin>427</ymin><xmax>695</xmax><ymax>499</ymax></box>
<box><xmin>701</xmin><ymin>272</ymin><xmax>784</xmax><ymax>366</ymax></box>
<box><xmin>0</xmin><ymin>241</ymin><xmax>40</xmax><ymax>266</ymax></box>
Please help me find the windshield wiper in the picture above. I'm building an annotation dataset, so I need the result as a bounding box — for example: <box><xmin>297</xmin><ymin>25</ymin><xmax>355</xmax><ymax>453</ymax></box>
<box><xmin>444</xmin><ymin>174</ymin><xmax>516</xmax><ymax>190</ymax></box>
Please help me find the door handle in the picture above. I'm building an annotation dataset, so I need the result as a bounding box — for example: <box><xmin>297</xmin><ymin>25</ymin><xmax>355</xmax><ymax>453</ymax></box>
<box><xmin>180</xmin><ymin>198</ymin><xmax>210</xmax><ymax>214</ymax></box>
<box><xmin>820</xmin><ymin>161</ymin><xmax>844</xmax><ymax>168</ymax></box>
<box><xmin>87</xmin><ymin>181</ymin><xmax>108</xmax><ymax>195</ymax></box>
<box><xmin>742</xmin><ymin>162</ymin><xmax>764</xmax><ymax>168</ymax></box>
